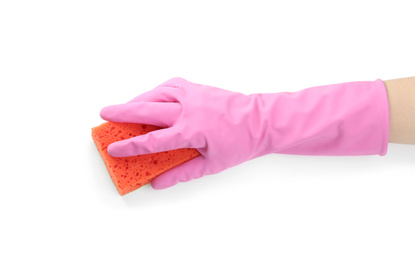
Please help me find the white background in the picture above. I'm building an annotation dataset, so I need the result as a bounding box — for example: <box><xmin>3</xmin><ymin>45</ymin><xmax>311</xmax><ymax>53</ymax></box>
<box><xmin>1</xmin><ymin>0</ymin><xmax>414</xmax><ymax>259</ymax></box>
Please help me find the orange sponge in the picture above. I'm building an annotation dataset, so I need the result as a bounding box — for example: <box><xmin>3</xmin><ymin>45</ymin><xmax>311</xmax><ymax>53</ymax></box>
<box><xmin>92</xmin><ymin>122</ymin><xmax>200</xmax><ymax>195</ymax></box>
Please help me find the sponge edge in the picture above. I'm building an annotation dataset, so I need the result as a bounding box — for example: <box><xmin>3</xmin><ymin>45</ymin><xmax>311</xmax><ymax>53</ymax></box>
<box><xmin>91</xmin><ymin>122</ymin><xmax>201</xmax><ymax>196</ymax></box>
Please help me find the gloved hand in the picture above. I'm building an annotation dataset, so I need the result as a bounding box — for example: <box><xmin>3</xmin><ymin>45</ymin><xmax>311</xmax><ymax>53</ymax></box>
<box><xmin>100</xmin><ymin>77</ymin><xmax>390</xmax><ymax>189</ymax></box>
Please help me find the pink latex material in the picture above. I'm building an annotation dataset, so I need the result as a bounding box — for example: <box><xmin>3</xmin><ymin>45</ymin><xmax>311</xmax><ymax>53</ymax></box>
<box><xmin>100</xmin><ymin>77</ymin><xmax>390</xmax><ymax>189</ymax></box>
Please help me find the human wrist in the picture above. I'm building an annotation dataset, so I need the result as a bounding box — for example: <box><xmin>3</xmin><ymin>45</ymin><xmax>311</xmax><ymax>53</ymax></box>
<box><xmin>384</xmin><ymin>76</ymin><xmax>415</xmax><ymax>145</ymax></box>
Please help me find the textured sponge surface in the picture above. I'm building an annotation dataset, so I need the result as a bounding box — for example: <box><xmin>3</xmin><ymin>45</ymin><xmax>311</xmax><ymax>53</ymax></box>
<box><xmin>92</xmin><ymin>122</ymin><xmax>200</xmax><ymax>195</ymax></box>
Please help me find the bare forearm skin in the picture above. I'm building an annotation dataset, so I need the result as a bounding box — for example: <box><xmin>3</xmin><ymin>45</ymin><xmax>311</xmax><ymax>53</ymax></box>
<box><xmin>383</xmin><ymin>76</ymin><xmax>415</xmax><ymax>145</ymax></box>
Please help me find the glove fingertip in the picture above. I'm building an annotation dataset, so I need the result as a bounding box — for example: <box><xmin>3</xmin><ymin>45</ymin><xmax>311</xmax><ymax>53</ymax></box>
<box><xmin>151</xmin><ymin>173</ymin><xmax>179</xmax><ymax>190</ymax></box>
<box><xmin>107</xmin><ymin>141</ymin><xmax>127</xmax><ymax>157</ymax></box>
<box><xmin>99</xmin><ymin>106</ymin><xmax>110</xmax><ymax>120</ymax></box>
<box><xmin>100</xmin><ymin>105</ymin><xmax>119</xmax><ymax>121</ymax></box>
<box><xmin>150</xmin><ymin>180</ymin><xmax>174</xmax><ymax>190</ymax></box>
<box><xmin>150</xmin><ymin>156</ymin><xmax>209</xmax><ymax>190</ymax></box>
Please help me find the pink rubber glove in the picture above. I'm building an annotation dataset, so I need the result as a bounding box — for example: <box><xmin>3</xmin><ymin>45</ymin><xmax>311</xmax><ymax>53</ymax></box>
<box><xmin>100</xmin><ymin>77</ymin><xmax>390</xmax><ymax>189</ymax></box>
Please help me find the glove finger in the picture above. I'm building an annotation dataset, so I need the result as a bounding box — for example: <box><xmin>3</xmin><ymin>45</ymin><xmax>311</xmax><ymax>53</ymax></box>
<box><xmin>100</xmin><ymin>102</ymin><xmax>181</xmax><ymax>127</ymax></box>
<box><xmin>151</xmin><ymin>156</ymin><xmax>212</xmax><ymax>190</ymax></box>
<box><xmin>127</xmin><ymin>85</ymin><xmax>178</xmax><ymax>103</ymax></box>
<box><xmin>107</xmin><ymin>127</ymin><xmax>204</xmax><ymax>157</ymax></box>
